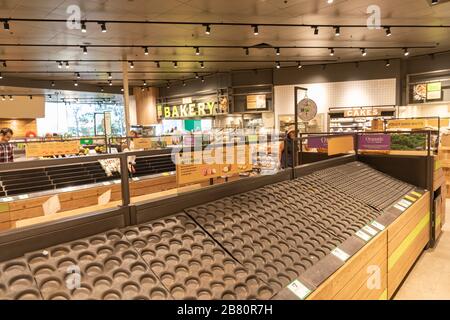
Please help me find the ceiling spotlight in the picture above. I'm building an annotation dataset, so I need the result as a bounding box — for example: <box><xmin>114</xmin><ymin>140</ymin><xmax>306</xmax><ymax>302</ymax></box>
<box><xmin>100</xmin><ymin>87</ymin><xmax>104</xmax><ymax>92</ymax></box>
<box><xmin>195</xmin><ymin>73</ymin><xmax>199</xmax><ymax>79</ymax></box>
<box><xmin>276</xmin><ymin>61</ymin><xmax>281</xmax><ymax>69</ymax></box>
<box><xmin>3</xmin><ymin>20</ymin><xmax>10</xmax><ymax>30</ymax></box>
<box><xmin>334</xmin><ymin>26</ymin><xmax>340</xmax><ymax>36</ymax></box>
<box><xmin>431</xmin><ymin>0</ymin><xmax>439</xmax><ymax>5</ymax></box>
<box><xmin>201</xmin><ymin>76</ymin><xmax>205</xmax><ymax>83</ymax></box>
<box><xmin>74</xmin><ymin>81</ymin><xmax>78</xmax><ymax>87</ymax></box>
<box><xmin>182</xmin><ymin>80</ymin><xmax>186</xmax><ymax>87</ymax></box>
<box><xmin>108</xmin><ymin>72</ymin><xmax>112</xmax><ymax>79</ymax></box>
<box><xmin>329</xmin><ymin>48</ymin><xmax>335</xmax><ymax>56</ymax></box>
<box><xmin>82</xmin><ymin>46</ymin><xmax>88</xmax><ymax>55</ymax></box>
<box><xmin>276</xmin><ymin>48</ymin><xmax>281</xmax><ymax>56</ymax></box>
<box><xmin>0</xmin><ymin>73</ymin><xmax>2</xmax><ymax>79</ymax></box>
<box><xmin>65</xmin><ymin>61</ymin><xmax>70</xmax><ymax>69</ymax></box>
<box><xmin>404</xmin><ymin>48</ymin><xmax>410</xmax><ymax>56</ymax></box>
<box><xmin>58</xmin><ymin>61</ymin><xmax>63</xmax><ymax>69</ymax></box>
<box><xmin>51</xmin><ymin>81</ymin><xmax>55</xmax><ymax>87</ymax></box>
<box><xmin>100</xmin><ymin>22</ymin><xmax>107</xmax><ymax>33</ymax></box>
<box><xmin>386</xmin><ymin>59</ymin><xmax>391</xmax><ymax>67</ymax></box>
<box><xmin>173</xmin><ymin>61</ymin><xmax>178</xmax><ymax>68</ymax></box>
<box><xmin>143</xmin><ymin>80</ymin><xmax>147</xmax><ymax>86</ymax></box>
<box><xmin>129</xmin><ymin>61</ymin><xmax>134</xmax><ymax>69</ymax></box>
<box><xmin>204</xmin><ymin>24</ymin><xmax>211</xmax><ymax>35</ymax></box>
<box><xmin>1</xmin><ymin>96</ymin><xmax>5</xmax><ymax>101</ymax></box>
<box><xmin>195</xmin><ymin>47</ymin><xmax>200</xmax><ymax>56</ymax></box>
<box><xmin>81</xmin><ymin>21</ymin><xmax>87</xmax><ymax>33</ymax></box>
<box><xmin>253</xmin><ymin>25</ymin><xmax>259</xmax><ymax>35</ymax></box>
<box><xmin>156</xmin><ymin>61</ymin><xmax>160</xmax><ymax>68</ymax></box>
<box><xmin>200</xmin><ymin>61</ymin><xmax>205</xmax><ymax>69</ymax></box>
<box><xmin>9</xmin><ymin>95</ymin><xmax>13</xmax><ymax>101</ymax></box>
<box><xmin>144</xmin><ymin>47</ymin><xmax>149</xmax><ymax>55</ymax></box>
<box><xmin>297</xmin><ymin>61</ymin><xmax>302</xmax><ymax>69</ymax></box>
<box><xmin>385</xmin><ymin>27</ymin><xmax>392</xmax><ymax>37</ymax></box>
<box><xmin>245</xmin><ymin>47</ymin><xmax>249</xmax><ymax>55</ymax></box>
<box><xmin>361</xmin><ymin>48</ymin><xmax>367</xmax><ymax>56</ymax></box>
<box><xmin>109</xmin><ymin>80</ymin><xmax>113</xmax><ymax>86</ymax></box>
<box><xmin>166</xmin><ymin>81</ymin><xmax>171</xmax><ymax>89</ymax></box>
<box><xmin>2</xmin><ymin>61</ymin><xmax>6</xmax><ymax>68</ymax></box>
<box><xmin>121</xmin><ymin>88</ymin><xmax>124</xmax><ymax>92</ymax></box>
<box><xmin>75</xmin><ymin>72</ymin><xmax>81</xmax><ymax>79</ymax></box>
<box><xmin>312</xmin><ymin>26</ymin><xmax>319</xmax><ymax>35</ymax></box>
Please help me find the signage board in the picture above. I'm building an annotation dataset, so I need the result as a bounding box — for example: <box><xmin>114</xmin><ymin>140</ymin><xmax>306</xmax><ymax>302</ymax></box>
<box><xmin>246</xmin><ymin>95</ymin><xmax>267</xmax><ymax>110</ymax></box>
<box><xmin>307</xmin><ymin>136</ymin><xmax>328</xmax><ymax>149</ymax></box>
<box><xmin>157</xmin><ymin>100</ymin><xmax>228</xmax><ymax>119</ymax></box>
<box><xmin>427</xmin><ymin>82</ymin><xmax>442</xmax><ymax>100</ymax></box>
<box><xmin>132</xmin><ymin>138</ymin><xmax>152</xmax><ymax>150</ymax></box>
<box><xmin>344</xmin><ymin>108</ymin><xmax>380</xmax><ymax>118</ymax></box>
<box><xmin>26</xmin><ymin>141</ymin><xmax>80</xmax><ymax>158</ymax></box>
<box><xmin>358</xmin><ymin>134</ymin><xmax>391</xmax><ymax>150</ymax></box>
<box><xmin>328</xmin><ymin>135</ymin><xmax>354</xmax><ymax>156</ymax></box>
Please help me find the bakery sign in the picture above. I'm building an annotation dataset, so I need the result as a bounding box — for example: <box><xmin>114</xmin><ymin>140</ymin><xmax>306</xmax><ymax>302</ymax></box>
<box><xmin>157</xmin><ymin>100</ymin><xmax>228</xmax><ymax>119</ymax></box>
<box><xmin>344</xmin><ymin>108</ymin><xmax>380</xmax><ymax>118</ymax></box>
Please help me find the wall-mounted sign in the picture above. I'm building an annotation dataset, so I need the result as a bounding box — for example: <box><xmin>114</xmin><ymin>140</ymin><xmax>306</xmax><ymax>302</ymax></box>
<box><xmin>413</xmin><ymin>84</ymin><xmax>427</xmax><ymax>102</ymax></box>
<box><xmin>307</xmin><ymin>136</ymin><xmax>328</xmax><ymax>149</ymax></box>
<box><xmin>246</xmin><ymin>95</ymin><xmax>267</xmax><ymax>110</ymax></box>
<box><xmin>427</xmin><ymin>82</ymin><xmax>442</xmax><ymax>100</ymax></box>
<box><xmin>157</xmin><ymin>100</ymin><xmax>228</xmax><ymax>119</ymax></box>
<box><xmin>358</xmin><ymin>134</ymin><xmax>391</xmax><ymax>150</ymax></box>
<box><xmin>344</xmin><ymin>108</ymin><xmax>380</xmax><ymax>118</ymax></box>
<box><xmin>25</xmin><ymin>141</ymin><xmax>80</xmax><ymax>158</ymax></box>
<box><xmin>386</xmin><ymin>119</ymin><xmax>426</xmax><ymax>129</ymax></box>
<box><xmin>297</xmin><ymin>99</ymin><xmax>318</xmax><ymax>122</ymax></box>
<box><xmin>182</xmin><ymin>97</ymin><xmax>193</xmax><ymax>104</ymax></box>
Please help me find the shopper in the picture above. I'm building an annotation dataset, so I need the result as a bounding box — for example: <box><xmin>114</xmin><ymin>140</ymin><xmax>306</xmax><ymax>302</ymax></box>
<box><xmin>280</xmin><ymin>129</ymin><xmax>295</xmax><ymax>169</ymax></box>
<box><xmin>0</xmin><ymin>128</ymin><xmax>14</xmax><ymax>163</ymax></box>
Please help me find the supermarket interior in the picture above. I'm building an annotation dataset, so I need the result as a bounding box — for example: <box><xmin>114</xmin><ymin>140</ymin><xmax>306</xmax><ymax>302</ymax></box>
<box><xmin>0</xmin><ymin>0</ymin><xmax>450</xmax><ymax>302</ymax></box>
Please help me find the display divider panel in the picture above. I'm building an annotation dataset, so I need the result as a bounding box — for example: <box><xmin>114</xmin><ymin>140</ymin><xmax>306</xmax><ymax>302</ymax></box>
<box><xmin>0</xmin><ymin>206</ymin><xmax>129</xmax><ymax>262</ymax></box>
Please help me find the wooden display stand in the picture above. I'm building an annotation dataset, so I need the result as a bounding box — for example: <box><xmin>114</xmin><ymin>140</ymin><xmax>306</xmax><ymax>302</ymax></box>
<box><xmin>0</xmin><ymin>175</ymin><xmax>177</xmax><ymax>231</ymax></box>
<box><xmin>437</xmin><ymin>146</ymin><xmax>450</xmax><ymax>198</ymax></box>
<box><xmin>307</xmin><ymin>191</ymin><xmax>430</xmax><ymax>300</ymax></box>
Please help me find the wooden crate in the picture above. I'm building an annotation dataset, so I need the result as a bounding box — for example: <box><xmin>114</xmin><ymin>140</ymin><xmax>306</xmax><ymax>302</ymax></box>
<box><xmin>308</xmin><ymin>231</ymin><xmax>387</xmax><ymax>300</ymax></box>
<box><xmin>387</xmin><ymin>192</ymin><xmax>430</xmax><ymax>298</ymax></box>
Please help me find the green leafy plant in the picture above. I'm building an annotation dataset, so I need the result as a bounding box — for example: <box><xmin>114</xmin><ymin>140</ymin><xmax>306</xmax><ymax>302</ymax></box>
<box><xmin>391</xmin><ymin>133</ymin><xmax>426</xmax><ymax>150</ymax></box>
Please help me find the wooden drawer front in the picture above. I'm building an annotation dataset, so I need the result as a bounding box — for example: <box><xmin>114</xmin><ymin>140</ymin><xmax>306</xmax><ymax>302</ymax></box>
<box><xmin>387</xmin><ymin>193</ymin><xmax>430</xmax><ymax>298</ymax></box>
<box><xmin>308</xmin><ymin>231</ymin><xmax>387</xmax><ymax>300</ymax></box>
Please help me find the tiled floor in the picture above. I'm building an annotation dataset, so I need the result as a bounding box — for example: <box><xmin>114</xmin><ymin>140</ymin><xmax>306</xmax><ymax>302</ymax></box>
<box><xmin>395</xmin><ymin>200</ymin><xmax>450</xmax><ymax>300</ymax></box>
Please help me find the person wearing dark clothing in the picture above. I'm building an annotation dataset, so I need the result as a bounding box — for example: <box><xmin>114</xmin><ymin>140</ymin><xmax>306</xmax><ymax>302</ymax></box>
<box><xmin>280</xmin><ymin>129</ymin><xmax>295</xmax><ymax>169</ymax></box>
<box><xmin>0</xmin><ymin>128</ymin><xmax>14</xmax><ymax>163</ymax></box>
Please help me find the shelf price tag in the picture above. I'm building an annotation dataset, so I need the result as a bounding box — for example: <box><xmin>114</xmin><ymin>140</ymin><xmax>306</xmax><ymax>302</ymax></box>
<box><xmin>356</xmin><ymin>230</ymin><xmax>372</xmax><ymax>242</ymax></box>
<box><xmin>362</xmin><ymin>225</ymin><xmax>378</xmax><ymax>237</ymax></box>
<box><xmin>398</xmin><ymin>199</ymin><xmax>412</xmax><ymax>208</ymax></box>
<box><xmin>287</xmin><ymin>280</ymin><xmax>311</xmax><ymax>300</ymax></box>
<box><xmin>411</xmin><ymin>191</ymin><xmax>422</xmax><ymax>198</ymax></box>
<box><xmin>393</xmin><ymin>204</ymin><xmax>406</xmax><ymax>212</ymax></box>
<box><xmin>331</xmin><ymin>248</ymin><xmax>350</xmax><ymax>262</ymax></box>
<box><xmin>103</xmin><ymin>182</ymin><xmax>112</xmax><ymax>186</ymax></box>
<box><xmin>1</xmin><ymin>197</ymin><xmax>13</xmax><ymax>202</ymax></box>
<box><xmin>371</xmin><ymin>221</ymin><xmax>385</xmax><ymax>231</ymax></box>
<box><xmin>404</xmin><ymin>195</ymin><xmax>417</xmax><ymax>202</ymax></box>
<box><xmin>18</xmin><ymin>194</ymin><xmax>29</xmax><ymax>200</ymax></box>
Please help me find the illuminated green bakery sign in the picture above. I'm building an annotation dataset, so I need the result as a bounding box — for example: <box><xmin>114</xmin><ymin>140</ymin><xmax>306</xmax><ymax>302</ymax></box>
<box><xmin>157</xmin><ymin>101</ymin><xmax>226</xmax><ymax>119</ymax></box>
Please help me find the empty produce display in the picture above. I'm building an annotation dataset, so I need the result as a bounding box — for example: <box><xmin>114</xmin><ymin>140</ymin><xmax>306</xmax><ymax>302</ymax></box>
<box><xmin>0</xmin><ymin>160</ymin><xmax>430</xmax><ymax>300</ymax></box>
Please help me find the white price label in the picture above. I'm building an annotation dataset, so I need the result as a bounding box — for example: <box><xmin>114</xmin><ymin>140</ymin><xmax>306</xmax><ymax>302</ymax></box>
<box><xmin>287</xmin><ymin>280</ymin><xmax>311</xmax><ymax>300</ymax></box>
<box><xmin>356</xmin><ymin>230</ymin><xmax>372</xmax><ymax>242</ymax></box>
<box><xmin>1</xmin><ymin>197</ymin><xmax>14</xmax><ymax>202</ymax></box>
<box><xmin>113</xmin><ymin>180</ymin><xmax>121</xmax><ymax>184</ymax></box>
<box><xmin>18</xmin><ymin>194</ymin><xmax>29</xmax><ymax>200</ymax></box>
<box><xmin>132</xmin><ymin>177</ymin><xmax>140</xmax><ymax>181</ymax></box>
<box><xmin>103</xmin><ymin>182</ymin><xmax>111</xmax><ymax>186</ymax></box>
<box><xmin>393</xmin><ymin>204</ymin><xmax>406</xmax><ymax>212</ymax></box>
<box><xmin>371</xmin><ymin>221</ymin><xmax>386</xmax><ymax>231</ymax></box>
<box><xmin>331</xmin><ymin>248</ymin><xmax>350</xmax><ymax>262</ymax></box>
<box><xmin>362</xmin><ymin>225</ymin><xmax>378</xmax><ymax>237</ymax></box>
<box><xmin>398</xmin><ymin>199</ymin><xmax>412</xmax><ymax>208</ymax></box>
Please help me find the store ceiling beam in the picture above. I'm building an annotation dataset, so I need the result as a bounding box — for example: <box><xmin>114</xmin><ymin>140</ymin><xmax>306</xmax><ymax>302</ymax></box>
<box><xmin>2</xmin><ymin>18</ymin><xmax>450</xmax><ymax>29</ymax></box>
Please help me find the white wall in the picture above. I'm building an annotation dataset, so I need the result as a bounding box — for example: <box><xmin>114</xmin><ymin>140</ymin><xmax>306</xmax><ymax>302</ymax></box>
<box><xmin>274</xmin><ymin>78</ymin><xmax>397</xmax><ymax>130</ymax></box>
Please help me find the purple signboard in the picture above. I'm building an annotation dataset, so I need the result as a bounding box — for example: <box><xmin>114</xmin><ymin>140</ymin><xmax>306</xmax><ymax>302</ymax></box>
<box><xmin>358</xmin><ymin>134</ymin><xmax>391</xmax><ymax>150</ymax></box>
<box><xmin>307</xmin><ymin>136</ymin><xmax>328</xmax><ymax>149</ymax></box>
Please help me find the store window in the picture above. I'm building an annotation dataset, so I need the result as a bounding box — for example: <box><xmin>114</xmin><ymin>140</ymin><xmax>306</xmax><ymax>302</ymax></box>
<box><xmin>37</xmin><ymin>99</ymin><xmax>125</xmax><ymax>137</ymax></box>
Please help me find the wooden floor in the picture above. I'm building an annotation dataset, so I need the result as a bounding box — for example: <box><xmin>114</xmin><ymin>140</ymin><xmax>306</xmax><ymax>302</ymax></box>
<box><xmin>395</xmin><ymin>200</ymin><xmax>450</xmax><ymax>300</ymax></box>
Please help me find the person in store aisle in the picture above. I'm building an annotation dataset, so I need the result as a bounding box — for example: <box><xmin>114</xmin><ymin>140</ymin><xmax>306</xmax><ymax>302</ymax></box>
<box><xmin>279</xmin><ymin>129</ymin><xmax>295</xmax><ymax>169</ymax></box>
<box><xmin>0</xmin><ymin>128</ymin><xmax>14</xmax><ymax>163</ymax></box>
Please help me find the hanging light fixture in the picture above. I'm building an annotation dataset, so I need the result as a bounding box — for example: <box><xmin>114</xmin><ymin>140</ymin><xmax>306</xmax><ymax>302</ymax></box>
<box><xmin>200</xmin><ymin>61</ymin><xmax>205</xmax><ymax>68</ymax></box>
<box><xmin>143</xmin><ymin>80</ymin><xmax>147</xmax><ymax>86</ymax></box>
<box><xmin>0</xmin><ymin>73</ymin><xmax>3</xmax><ymax>79</ymax></box>
<box><xmin>82</xmin><ymin>46</ymin><xmax>88</xmax><ymax>54</ymax></box>
<box><xmin>173</xmin><ymin>61</ymin><xmax>178</xmax><ymax>68</ymax></box>
<box><xmin>361</xmin><ymin>48</ymin><xmax>367</xmax><ymax>56</ymax></box>
<box><xmin>74</xmin><ymin>80</ymin><xmax>78</xmax><ymax>87</ymax></box>
<box><xmin>76</xmin><ymin>72</ymin><xmax>81</xmax><ymax>79</ymax></box>
<box><xmin>297</xmin><ymin>61</ymin><xmax>302</xmax><ymax>69</ymax></box>
<box><xmin>129</xmin><ymin>61</ymin><xmax>134</xmax><ymax>68</ymax></box>
<box><xmin>108</xmin><ymin>72</ymin><xmax>112</xmax><ymax>79</ymax></box>
<box><xmin>51</xmin><ymin>81</ymin><xmax>55</xmax><ymax>87</ymax></box>
<box><xmin>65</xmin><ymin>61</ymin><xmax>70</xmax><ymax>69</ymax></box>
<box><xmin>201</xmin><ymin>76</ymin><xmax>205</xmax><ymax>83</ymax></box>
<box><xmin>57</xmin><ymin>61</ymin><xmax>63</xmax><ymax>69</ymax></box>
<box><xmin>404</xmin><ymin>48</ymin><xmax>410</xmax><ymax>56</ymax></box>
<box><xmin>3</xmin><ymin>20</ymin><xmax>10</xmax><ymax>30</ymax></box>
<box><xmin>109</xmin><ymin>80</ymin><xmax>113</xmax><ymax>86</ymax></box>
<box><xmin>81</xmin><ymin>21</ymin><xmax>87</xmax><ymax>33</ymax></box>
<box><xmin>195</xmin><ymin>73</ymin><xmax>199</xmax><ymax>79</ymax></box>
<box><xmin>276</xmin><ymin>48</ymin><xmax>281</xmax><ymax>56</ymax></box>
<box><xmin>334</xmin><ymin>26</ymin><xmax>340</xmax><ymax>36</ymax></box>
<box><xmin>276</xmin><ymin>61</ymin><xmax>281</xmax><ymax>69</ymax></box>
<box><xmin>385</xmin><ymin>59</ymin><xmax>391</xmax><ymax>67</ymax></box>
<box><xmin>2</xmin><ymin>61</ymin><xmax>6</xmax><ymax>68</ymax></box>
<box><xmin>385</xmin><ymin>27</ymin><xmax>392</xmax><ymax>37</ymax></box>
<box><xmin>329</xmin><ymin>48</ymin><xmax>335</xmax><ymax>56</ymax></box>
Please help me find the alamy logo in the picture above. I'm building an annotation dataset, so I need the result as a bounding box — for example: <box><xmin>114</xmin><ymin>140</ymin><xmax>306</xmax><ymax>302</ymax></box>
<box><xmin>367</xmin><ymin>5</ymin><xmax>381</xmax><ymax>30</ymax></box>
<box><xmin>66</xmin><ymin>5</ymin><xmax>81</xmax><ymax>30</ymax></box>
<box><xmin>367</xmin><ymin>265</ymin><xmax>381</xmax><ymax>290</ymax></box>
